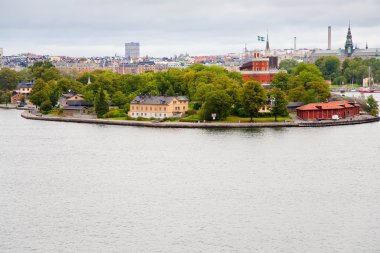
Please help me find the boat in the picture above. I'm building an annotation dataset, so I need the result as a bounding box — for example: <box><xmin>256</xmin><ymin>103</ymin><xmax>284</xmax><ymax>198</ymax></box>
<box><xmin>357</xmin><ymin>88</ymin><xmax>375</xmax><ymax>93</ymax></box>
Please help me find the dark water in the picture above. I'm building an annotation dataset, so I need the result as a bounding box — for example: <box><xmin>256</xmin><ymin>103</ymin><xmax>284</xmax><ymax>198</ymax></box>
<box><xmin>0</xmin><ymin>109</ymin><xmax>380</xmax><ymax>253</ymax></box>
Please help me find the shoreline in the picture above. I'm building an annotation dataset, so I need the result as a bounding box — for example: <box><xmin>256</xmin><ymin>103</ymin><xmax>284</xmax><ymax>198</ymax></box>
<box><xmin>18</xmin><ymin>110</ymin><xmax>380</xmax><ymax>128</ymax></box>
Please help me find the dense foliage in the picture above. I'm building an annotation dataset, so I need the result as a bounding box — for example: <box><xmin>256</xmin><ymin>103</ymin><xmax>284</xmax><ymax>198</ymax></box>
<box><xmin>366</xmin><ymin>95</ymin><xmax>379</xmax><ymax>116</ymax></box>
<box><xmin>315</xmin><ymin>56</ymin><xmax>380</xmax><ymax>85</ymax></box>
<box><xmin>0</xmin><ymin>60</ymin><xmax>338</xmax><ymax>119</ymax></box>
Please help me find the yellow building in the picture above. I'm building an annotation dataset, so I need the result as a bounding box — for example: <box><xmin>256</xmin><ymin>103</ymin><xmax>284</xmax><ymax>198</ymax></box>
<box><xmin>129</xmin><ymin>95</ymin><xmax>189</xmax><ymax>119</ymax></box>
<box><xmin>14</xmin><ymin>82</ymin><xmax>34</xmax><ymax>96</ymax></box>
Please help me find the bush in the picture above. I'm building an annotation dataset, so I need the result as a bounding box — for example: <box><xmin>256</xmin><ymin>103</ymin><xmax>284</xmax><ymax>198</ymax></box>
<box><xmin>192</xmin><ymin>102</ymin><xmax>202</xmax><ymax>110</ymax></box>
<box><xmin>236</xmin><ymin>108</ymin><xmax>249</xmax><ymax>117</ymax></box>
<box><xmin>103</xmin><ymin>109</ymin><xmax>127</xmax><ymax>118</ymax></box>
<box><xmin>40</xmin><ymin>100</ymin><xmax>52</xmax><ymax>114</ymax></box>
<box><xmin>136</xmin><ymin>116</ymin><xmax>145</xmax><ymax>121</ymax></box>
<box><xmin>257</xmin><ymin>112</ymin><xmax>273</xmax><ymax>118</ymax></box>
<box><xmin>123</xmin><ymin>103</ymin><xmax>130</xmax><ymax>113</ymax></box>
<box><xmin>185</xmin><ymin>109</ymin><xmax>197</xmax><ymax>116</ymax></box>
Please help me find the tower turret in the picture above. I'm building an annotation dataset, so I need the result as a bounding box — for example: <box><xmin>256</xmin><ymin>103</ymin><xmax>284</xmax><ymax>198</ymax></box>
<box><xmin>344</xmin><ymin>21</ymin><xmax>354</xmax><ymax>56</ymax></box>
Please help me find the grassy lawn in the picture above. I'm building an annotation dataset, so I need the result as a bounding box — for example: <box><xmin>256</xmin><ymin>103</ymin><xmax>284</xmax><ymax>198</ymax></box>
<box><xmin>48</xmin><ymin>111</ymin><xmax>62</xmax><ymax>116</ymax></box>
<box><xmin>179</xmin><ymin>114</ymin><xmax>200</xmax><ymax>122</ymax></box>
<box><xmin>330</xmin><ymin>84</ymin><xmax>361</xmax><ymax>89</ymax></box>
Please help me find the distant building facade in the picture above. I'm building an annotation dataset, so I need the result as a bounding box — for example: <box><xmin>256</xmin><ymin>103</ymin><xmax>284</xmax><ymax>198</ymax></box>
<box><xmin>129</xmin><ymin>95</ymin><xmax>189</xmax><ymax>119</ymax></box>
<box><xmin>125</xmin><ymin>42</ymin><xmax>140</xmax><ymax>59</ymax></box>
<box><xmin>0</xmin><ymin>48</ymin><xmax>3</xmax><ymax>66</ymax></box>
<box><xmin>311</xmin><ymin>23</ymin><xmax>380</xmax><ymax>61</ymax></box>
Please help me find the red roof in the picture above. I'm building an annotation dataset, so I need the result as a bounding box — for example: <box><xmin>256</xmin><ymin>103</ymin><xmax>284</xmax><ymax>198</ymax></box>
<box><xmin>296</xmin><ymin>100</ymin><xmax>358</xmax><ymax>111</ymax></box>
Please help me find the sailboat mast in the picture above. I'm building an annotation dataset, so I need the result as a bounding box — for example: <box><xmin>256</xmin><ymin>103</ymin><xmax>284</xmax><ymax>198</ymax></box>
<box><xmin>369</xmin><ymin>66</ymin><xmax>371</xmax><ymax>89</ymax></box>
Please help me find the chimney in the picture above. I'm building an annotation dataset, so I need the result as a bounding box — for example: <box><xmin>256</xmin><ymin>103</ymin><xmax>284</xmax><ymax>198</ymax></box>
<box><xmin>328</xmin><ymin>26</ymin><xmax>332</xmax><ymax>50</ymax></box>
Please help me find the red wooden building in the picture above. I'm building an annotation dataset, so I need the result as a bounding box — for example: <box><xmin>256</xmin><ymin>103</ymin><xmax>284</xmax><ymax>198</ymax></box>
<box><xmin>296</xmin><ymin>100</ymin><xmax>360</xmax><ymax>120</ymax></box>
<box><xmin>240</xmin><ymin>52</ymin><xmax>279</xmax><ymax>83</ymax></box>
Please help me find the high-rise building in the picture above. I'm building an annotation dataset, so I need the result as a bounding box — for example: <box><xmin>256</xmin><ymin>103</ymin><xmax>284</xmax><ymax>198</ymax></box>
<box><xmin>125</xmin><ymin>42</ymin><xmax>140</xmax><ymax>59</ymax></box>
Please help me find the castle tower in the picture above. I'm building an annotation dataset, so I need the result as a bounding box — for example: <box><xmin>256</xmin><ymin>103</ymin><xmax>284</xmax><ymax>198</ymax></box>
<box><xmin>344</xmin><ymin>21</ymin><xmax>354</xmax><ymax>56</ymax></box>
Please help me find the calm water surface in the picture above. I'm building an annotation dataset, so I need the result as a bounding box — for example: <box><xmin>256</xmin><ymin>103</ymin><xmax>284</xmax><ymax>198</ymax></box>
<box><xmin>0</xmin><ymin>102</ymin><xmax>380</xmax><ymax>252</ymax></box>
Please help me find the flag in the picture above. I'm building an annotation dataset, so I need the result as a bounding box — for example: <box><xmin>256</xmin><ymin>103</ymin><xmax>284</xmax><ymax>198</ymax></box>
<box><xmin>257</xmin><ymin>36</ymin><xmax>265</xmax><ymax>42</ymax></box>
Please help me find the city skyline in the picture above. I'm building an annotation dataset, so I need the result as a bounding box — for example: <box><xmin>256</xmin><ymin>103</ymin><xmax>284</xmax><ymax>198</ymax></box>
<box><xmin>1</xmin><ymin>0</ymin><xmax>379</xmax><ymax>57</ymax></box>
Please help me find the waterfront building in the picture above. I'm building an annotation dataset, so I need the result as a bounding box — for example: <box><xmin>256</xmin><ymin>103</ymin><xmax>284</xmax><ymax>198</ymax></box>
<box><xmin>58</xmin><ymin>93</ymin><xmax>90</xmax><ymax>108</ymax></box>
<box><xmin>129</xmin><ymin>95</ymin><xmax>189</xmax><ymax>119</ymax></box>
<box><xmin>62</xmin><ymin>106</ymin><xmax>89</xmax><ymax>117</ymax></box>
<box><xmin>125</xmin><ymin>42</ymin><xmax>140</xmax><ymax>60</ymax></box>
<box><xmin>296</xmin><ymin>100</ymin><xmax>360</xmax><ymax>120</ymax></box>
<box><xmin>14</xmin><ymin>81</ymin><xmax>34</xmax><ymax>96</ymax></box>
<box><xmin>240</xmin><ymin>51</ymin><xmax>280</xmax><ymax>83</ymax></box>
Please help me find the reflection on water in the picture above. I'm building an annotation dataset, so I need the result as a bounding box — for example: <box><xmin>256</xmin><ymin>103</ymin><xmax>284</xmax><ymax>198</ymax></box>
<box><xmin>0</xmin><ymin>109</ymin><xmax>380</xmax><ymax>253</ymax></box>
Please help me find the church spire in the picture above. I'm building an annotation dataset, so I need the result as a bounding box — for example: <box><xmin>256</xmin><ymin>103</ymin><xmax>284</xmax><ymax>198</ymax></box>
<box><xmin>345</xmin><ymin>21</ymin><xmax>354</xmax><ymax>56</ymax></box>
<box><xmin>265</xmin><ymin>31</ymin><xmax>270</xmax><ymax>52</ymax></box>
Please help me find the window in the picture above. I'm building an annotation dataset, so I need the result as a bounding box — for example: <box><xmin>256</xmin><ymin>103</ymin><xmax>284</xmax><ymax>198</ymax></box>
<box><xmin>164</xmin><ymin>107</ymin><xmax>166</xmax><ymax>111</ymax></box>
<box><xmin>132</xmin><ymin>113</ymin><xmax>134</xmax><ymax>116</ymax></box>
<box><xmin>150</xmin><ymin>107</ymin><xmax>152</xmax><ymax>111</ymax></box>
<box><xmin>164</xmin><ymin>114</ymin><xmax>166</xmax><ymax>117</ymax></box>
<box><xmin>159</xmin><ymin>107</ymin><xmax>161</xmax><ymax>111</ymax></box>
<box><xmin>183</xmin><ymin>106</ymin><xmax>185</xmax><ymax>110</ymax></box>
<box><xmin>155</xmin><ymin>107</ymin><xmax>157</xmax><ymax>111</ymax></box>
<box><xmin>145</xmin><ymin>107</ymin><xmax>148</xmax><ymax>110</ymax></box>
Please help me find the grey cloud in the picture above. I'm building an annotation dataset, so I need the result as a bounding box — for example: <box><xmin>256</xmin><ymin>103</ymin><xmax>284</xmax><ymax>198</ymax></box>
<box><xmin>0</xmin><ymin>0</ymin><xmax>379</xmax><ymax>56</ymax></box>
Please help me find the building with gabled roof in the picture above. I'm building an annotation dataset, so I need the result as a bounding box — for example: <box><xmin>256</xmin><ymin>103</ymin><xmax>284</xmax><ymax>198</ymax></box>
<box><xmin>129</xmin><ymin>95</ymin><xmax>189</xmax><ymax>119</ymax></box>
<box><xmin>296</xmin><ymin>100</ymin><xmax>360</xmax><ymax>120</ymax></box>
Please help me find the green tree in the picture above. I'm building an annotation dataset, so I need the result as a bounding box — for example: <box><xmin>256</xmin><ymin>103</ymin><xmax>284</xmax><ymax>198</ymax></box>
<box><xmin>0</xmin><ymin>68</ymin><xmax>18</xmax><ymax>90</ymax></box>
<box><xmin>29</xmin><ymin>79</ymin><xmax>50</xmax><ymax>107</ymax></box>
<box><xmin>240</xmin><ymin>81</ymin><xmax>266</xmax><ymax>121</ymax></box>
<box><xmin>40</xmin><ymin>100</ymin><xmax>53</xmax><ymax>114</ymax></box>
<box><xmin>201</xmin><ymin>90</ymin><xmax>232</xmax><ymax>120</ymax></box>
<box><xmin>95</xmin><ymin>88</ymin><xmax>109</xmax><ymax>118</ymax></box>
<box><xmin>366</xmin><ymin>95</ymin><xmax>379</xmax><ymax>116</ymax></box>
<box><xmin>279</xmin><ymin>59</ymin><xmax>298</xmax><ymax>74</ymax></box>
<box><xmin>333</xmin><ymin>76</ymin><xmax>347</xmax><ymax>85</ymax></box>
<box><xmin>271</xmin><ymin>72</ymin><xmax>290</xmax><ymax>91</ymax></box>
<box><xmin>112</xmin><ymin>91</ymin><xmax>127</xmax><ymax>108</ymax></box>
<box><xmin>315</xmin><ymin>56</ymin><xmax>341</xmax><ymax>80</ymax></box>
<box><xmin>270</xmin><ymin>89</ymin><xmax>288</xmax><ymax>121</ymax></box>
<box><xmin>1</xmin><ymin>90</ymin><xmax>12</xmax><ymax>106</ymax></box>
<box><xmin>30</xmin><ymin>61</ymin><xmax>61</xmax><ymax>81</ymax></box>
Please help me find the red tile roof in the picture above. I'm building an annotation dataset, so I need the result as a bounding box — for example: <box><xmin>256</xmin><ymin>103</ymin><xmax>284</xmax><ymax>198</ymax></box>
<box><xmin>296</xmin><ymin>100</ymin><xmax>358</xmax><ymax>111</ymax></box>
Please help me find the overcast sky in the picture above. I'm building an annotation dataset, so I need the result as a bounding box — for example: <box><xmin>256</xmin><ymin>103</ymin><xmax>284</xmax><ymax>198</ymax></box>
<box><xmin>0</xmin><ymin>0</ymin><xmax>379</xmax><ymax>57</ymax></box>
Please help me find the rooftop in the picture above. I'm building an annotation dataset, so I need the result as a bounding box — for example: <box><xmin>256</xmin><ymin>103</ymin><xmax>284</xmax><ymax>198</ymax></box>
<box><xmin>296</xmin><ymin>100</ymin><xmax>358</xmax><ymax>111</ymax></box>
<box><xmin>131</xmin><ymin>95</ymin><xmax>189</xmax><ymax>105</ymax></box>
